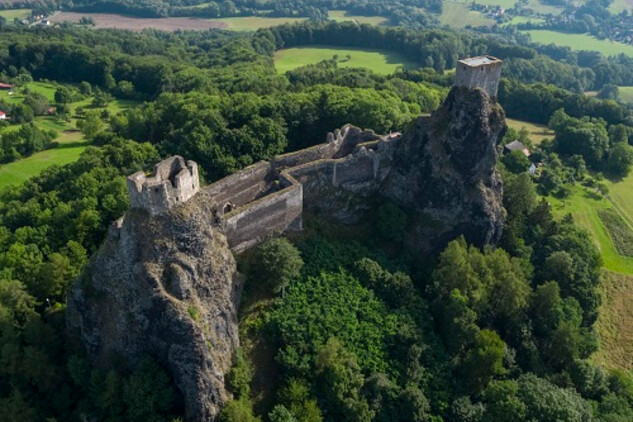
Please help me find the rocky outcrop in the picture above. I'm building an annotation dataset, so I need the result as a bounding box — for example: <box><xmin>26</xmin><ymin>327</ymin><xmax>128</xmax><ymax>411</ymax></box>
<box><xmin>382</xmin><ymin>86</ymin><xmax>506</xmax><ymax>249</ymax></box>
<box><xmin>67</xmin><ymin>193</ymin><xmax>242</xmax><ymax>421</ymax></box>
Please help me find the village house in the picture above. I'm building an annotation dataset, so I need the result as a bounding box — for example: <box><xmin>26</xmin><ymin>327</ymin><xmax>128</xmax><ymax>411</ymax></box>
<box><xmin>504</xmin><ymin>139</ymin><xmax>531</xmax><ymax>157</ymax></box>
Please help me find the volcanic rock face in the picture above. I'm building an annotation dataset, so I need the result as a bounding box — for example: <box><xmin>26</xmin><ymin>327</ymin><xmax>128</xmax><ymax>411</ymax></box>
<box><xmin>67</xmin><ymin>193</ymin><xmax>242</xmax><ymax>421</ymax></box>
<box><xmin>382</xmin><ymin>86</ymin><xmax>506</xmax><ymax>249</ymax></box>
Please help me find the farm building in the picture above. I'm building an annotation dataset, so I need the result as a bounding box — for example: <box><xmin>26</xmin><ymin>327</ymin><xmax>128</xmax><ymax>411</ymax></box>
<box><xmin>504</xmin><ymin>140</ymin><xmax>531</xmax><ymax>157</ymax></box>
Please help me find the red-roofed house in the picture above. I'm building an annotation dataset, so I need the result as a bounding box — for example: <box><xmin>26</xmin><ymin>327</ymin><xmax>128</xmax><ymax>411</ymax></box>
<box><xmin>0</xmin><ymin>83</ymin><xmax>14</xmax><ymax>90</ymax></box>
<box><xmin>0</xmin><ymin>111</ymin><xmax>7</xmax><ymax>120</ymax></box>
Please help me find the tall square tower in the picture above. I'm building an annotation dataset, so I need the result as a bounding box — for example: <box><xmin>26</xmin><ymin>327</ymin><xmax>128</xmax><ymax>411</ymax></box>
<box><xmin>455</xmin><ymin>55</ymin><xmax>503</xmax><ymax>98</ymax></box>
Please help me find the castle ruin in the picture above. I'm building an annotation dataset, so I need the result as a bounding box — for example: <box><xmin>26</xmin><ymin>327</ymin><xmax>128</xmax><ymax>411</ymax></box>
<box><xmin>127</xmin><ymin>156</ymin><xmax>200</xmax><ymax>216</ymax></box>
<box><xmin>455</xmin><ymin>55</ymin><xmax>502</xmax><ymax>97</ymax></box>
<box><xmin>124</xmin><ymin>55</ymin><xmax>503</xmax><ymax>251</ymax></box>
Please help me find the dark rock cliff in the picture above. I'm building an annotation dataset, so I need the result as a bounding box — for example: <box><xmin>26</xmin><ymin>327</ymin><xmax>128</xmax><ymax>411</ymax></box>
<box><xmin>382</xmin><ymin>86</ymin><xmax>506</xmax><ymax>249</ymax></box>
<box><xmin>67</xmin><ymin>192</ymin><xmax>242</xmax><ymax>421</ymax></box>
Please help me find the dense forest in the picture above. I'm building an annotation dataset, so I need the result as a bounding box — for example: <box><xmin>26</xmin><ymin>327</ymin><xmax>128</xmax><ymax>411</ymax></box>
<box><xmin>1</xmin><ymin>18</ymin><xmax>633</xmax><ymax>422</ymax></box>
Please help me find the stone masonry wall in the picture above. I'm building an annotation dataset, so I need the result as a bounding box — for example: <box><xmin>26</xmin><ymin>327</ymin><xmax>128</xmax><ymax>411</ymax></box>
<box><xmin>455</xmin><ymin>60</ymin><xmax>502</xmax><ymax>98</ymax></box>
<box><xmin>127</xmin><ymin>156</ymin><xmax>200</xmax><ymax>216</ymax></box>
<box><xmin>222</xmin><ymin>172</ymin><xmax>303</xmax><ymax>251</ymax></box>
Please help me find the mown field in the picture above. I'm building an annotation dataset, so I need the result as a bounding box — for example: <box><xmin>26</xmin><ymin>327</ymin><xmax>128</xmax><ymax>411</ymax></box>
<box><xmin>500</xmin><ymin>16</ymin><xmax>545</xmax><ymax>27</ymax></box>
<box><xmin>0</xmin><ymin>82</ymin><xmax>138</xmax><ymax>190</ymax></box>
<box><xmin>546</xmin><ymin>172</ymin><xmax>633</xmax><ymax>370</ymax></box>
<box><xmin>593</xmin><ymin>271</ymin><xmax>633</xmax><ymax>371</ymax></box>
<box><xmin>0</xmin><ymin>131</ymin><xmax>88</xmax><ymax>191</ymax></box>
<box><xmin>506</xmin><ymin>117</ymin><xmax>554</xmax><ymax>145</ymax></box>
<box><xmin>523</xmin><ymin>30</ymin><xmax>633</xmax><ymax>56</ymax></box>
<box><xmin>439</xmin><ymin>2</ymin><xmax>494</xmax><ymax>28</ymax></box>
<box><xmin>609</xmin><ymin>0</ymin><xmax>633</xmax><ymax>13</ymax></box>
<box><xmin>328</xmin><ymin>10</ymin><xmax>388</xmax><ymax>26</ymax></box>
<box><xmin>618</xmin><ymin>86</ymin><xmax>633</xmax><ymax>103</ymax></box>
<box><xmin>274</xmin><ymin>46</ymin><xmax>418</xmax><ymax>75</ymax></box>
<box><xmin>210</xmin><ymin>16</ymin><xmax>306</xmax><ymax>31</ymax></box>
<box><xmin>548</xmin><ymin>184</ymin><xmax>633</xmax><ymax>274</ymax></box>
<box><xmin>0</xmin><ymin>8</ymin><xmax>30</xmax><ymax>20</ymax></box>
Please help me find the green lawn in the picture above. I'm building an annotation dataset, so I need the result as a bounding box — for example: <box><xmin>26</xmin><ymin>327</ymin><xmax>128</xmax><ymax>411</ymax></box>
<box><xmin>547</xmin><ymin>184</ymin><xmax>633</xmax><ymax>275</ymax></box>
<box><xmin>274</xmin><ymin>46</ymin><xmax>418</xmax><ymax>75</ymax></box>
<box><xmin>506</xmin><ymin>118</ymin><xmax>554</xmax><ymax>145</ymax></box>
<box><xmin>211</xmin><ymin>16</ymin><xmax>306</xmax><ymax>31</ymax></box>
<box><xmin>609</xmin><ymin>0</ymin><xmax>633</xmax><ymax>13</ymax></box>
<box><xmin>440</xmin><ymin>2</ymin><xmax>495</xmax><ymax>28</ymax></box>
<box><xmin>526</xmin><ymin>0</ymin><xmax>564</xmax><ymax>14</ymax></box>
<box><xmin>0</xmin><ymin>8</ymin><xmax>31</xmax><ymax>21</ymax></box>
<box><xmin>523</xmin><ymin>30</ymin><xmax>633</xmax><ymax>56</ymax></box>
<box><xmin>618</xmin><ymin>86</ymin><xmax>633</xmax><ymax>103</ymax></box>
<box><xmin>470</xmin><ymin>0</ymin><xmax>517</xmax><ymax>8</ymax></box>
<box><xmin>0</xmin><ymin>131</ymin><xmax>89</xmax><ymax>191</ymax></box>
<box><xmin>328</xmin><ymin>10</ymin><xmax>388</xmax><ymax>26</ymax></box>
<box><xmin>0</xmin><ymin>82</ymin><xmax>140</xmax><ymax>190</ymax></box>
<box><xmin>500</xmin><ymin>16</ymin><xmax>545</xmax><ymax>27</ymax></box>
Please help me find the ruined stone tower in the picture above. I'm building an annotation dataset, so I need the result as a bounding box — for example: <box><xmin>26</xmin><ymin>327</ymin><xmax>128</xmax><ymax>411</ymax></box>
<box><xmin>127</xmin><ymin>155</ymin><xmax>200</xmax><ymax>215</ymax></box>
<box><xmin>455</xmin><ymin>55</ymin><xmax>502</xmax><ymax>98</ymax></box>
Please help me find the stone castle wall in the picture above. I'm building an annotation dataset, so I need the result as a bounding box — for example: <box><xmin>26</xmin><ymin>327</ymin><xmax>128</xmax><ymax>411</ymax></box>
<box><xmin>127</xmin><ymin>156</ymin><xmax>200</xmax><ymax>216</ymax></box>
<box><xmin>455</xmin><ymin>57</ymin><xmax>503</xmax><ymax>98</ymax></box>
<box><xmin>124</xmin><ymin>54</ymin><xmax>503</xmax><ymax>248</ymax></box>
<box><xmin>222</xmin><ymin>172</ymin><xmax>303</xmax><ymax>251</ymax></box>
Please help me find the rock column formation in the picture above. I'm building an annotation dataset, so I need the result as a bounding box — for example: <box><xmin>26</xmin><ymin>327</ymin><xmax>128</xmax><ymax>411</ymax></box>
<box><xmin>67</xmin><ymin>194</ymin><xmax>241</xmax><ymax>421</ymax></box>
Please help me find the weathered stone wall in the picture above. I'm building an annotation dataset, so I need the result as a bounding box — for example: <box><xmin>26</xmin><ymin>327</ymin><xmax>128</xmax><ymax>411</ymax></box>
<box><xmin>222</xmin><ymin>172</ymin><xmax>303</xmax><ymax>251</ymax></box>
<box><xmin>127</xmin><ymin>156</ymin><xmax>200</xmax><ymax>216</ymax></box>
<box><xmin>203</xmin><ymin>161</ymin><xmax>272</xmax><ymax>210</ymax></box>
<box><xmin>455</xmin><ymin>60</ymin><xmax>502</xmax><ymax>98</ymax></box>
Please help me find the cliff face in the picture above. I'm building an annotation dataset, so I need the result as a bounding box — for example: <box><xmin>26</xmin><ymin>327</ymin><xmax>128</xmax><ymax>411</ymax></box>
<box><xmin>67</xmin><ymin>193</ymin><xmax>242</xmax><ymax>421</ymax></box>
<box><xmin>382</xmin><ymin>86</ymin><xmax>506</xmax><ymax>249</ymax></box>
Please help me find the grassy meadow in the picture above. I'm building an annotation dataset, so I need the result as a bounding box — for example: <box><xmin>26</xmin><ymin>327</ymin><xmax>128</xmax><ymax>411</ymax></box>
<box><xmin>547</xmin><ymin>184</ymin><xmax>633</xmax><ymax>275</ymax></box>
<box><xmin>328</xmin><ymin>10</ymin><xmax>388</xmax><ymax>26</ymax></box>
<box><xmin>544</xmin><ymin>170</ymin><xmax>633</xmax><ymax>370</ymax></box>
<box><xmin>506</xmin><ymin>118</ymin><xmax>554</xmax><ymax>145</ymax></box>
<box><xmin>0</xmin><ymin>82</ymin><xmax>138</xmax><ymax>190</ymax></box>
<box><xmin>440</xmin><ymin>2</ymin><xmax>495</xmax><ymax>28</ymax></box>
<box><xmin>523</xmin><ymin>30</ymin><xmax>633</xmax><ymax>56</ymax></box>
<box><xmin>274</xmin><ymin>46</ymin><xmax>418</xmax><ymax>75</ymax></box>
<box><xmin>0</xmin><ymin>131</ymin><xmax>89</xmax><ymax>191</ymax></box>
<box><xmin>617</xmin><ymin>86</ymin><xmax>633</xmax><ymax>103</ymax></box>
<box><xmin>0</xmin><ymin>8</ymin><xmax>31</xmax><ymax>21</ymax></box>
<box><xmin>609</xmin><ymin>0</ymin><xmax>633</xmax><ymax>13</ymax></box>
<box><xmin>500</xmin><ymin>16</ymin><xmax>545</xmax><ymax>27</ymax></box>
<box><xmin>211</xmin><ymin>16</ymin><xmax>306</xmax><ymax>31</ymax></box>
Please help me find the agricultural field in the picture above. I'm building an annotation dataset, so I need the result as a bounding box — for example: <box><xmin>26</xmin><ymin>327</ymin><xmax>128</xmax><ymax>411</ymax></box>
<box><xmin>274</xmin><ymin>46</ymin><xmax>418</xmax><ymax>75</ymax></box>
<box><xmin>593</xmin><ymin>271</ymin><xmax>633</xmax><ymax>371</ymax></box>
<box><xmin>50</xmin><ymin>12</ymin><xmax>226</xmax><ymax>31</ymax></box>
<box><xmin>210</xmin><ymin>16</ymin><xmax>306</xmax><ymax>31</ymax></box>
<box><xmin>609</xmin><ymin>0</ymin><xmax>633</xmax><ymax>13</ymax></box>
<box><xmin>500</xmin><ymin>15</ymin><xmax>545</xmax><ymax>27</ymax></box>
<box><xmin>547</xmin><ymin>184</ymin><xmax>633</xmax><ymax>274</ymax></box>
<box><xmin>470</xmin><ymin>0</ymin><xmax>517</xmax><ymax>8</ymax></box>
<box><xmin>0</xmin><ymin>131</ymin><xmax>88</xmax><ymax>191</ymax></box>
<box><xmin>440</xmin><ymin>2</ymin><xmax>495</xmax><ymax>28</ymax></box>
<box><xmin>617</xmin><ymin>86</ymin><xmax>633</xmax><ymax>103</ymax></box>
<box><xmin>328</xmin><ymin>10</ymin><xmax>388</xmax><ymax>26</ymax></box>
<box><xmin>0</xmin><ymin>82</ymin><xmax>138</xmax><ymax>189</ymax></box>
<box><xmin>523</xmin><ymin>30</ymin><xmax>633</xmax><ymax>56</ymax></box>
<box><xmin>50</xmin><ymin>11</ymin><xmax>307</xmax><ymax>32</ymax></box>
<box><xmin>526</xmin><ymin>0</ymin><xmax>564</xmax><ymax>14</ymax></box>
<box><xmin>506</xmin><ymin>117</ymin><xmax>554</xmax><ymax>145</ymax></box>
<box><xmin>0</xmin><ymin>8</ymin><xmax>30</xmax><ymax>21</ymax></box>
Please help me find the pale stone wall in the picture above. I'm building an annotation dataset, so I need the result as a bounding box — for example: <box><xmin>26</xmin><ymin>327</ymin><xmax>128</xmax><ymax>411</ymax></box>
<box><xmin>127</xmin><ymin>156</ymin><xmax>200</xmax><ymax>216</ymax></box>
<box><xmin>455</xmin><ymin>57</ymin><xmax>502</xmax><ymax>98</ymax></box>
